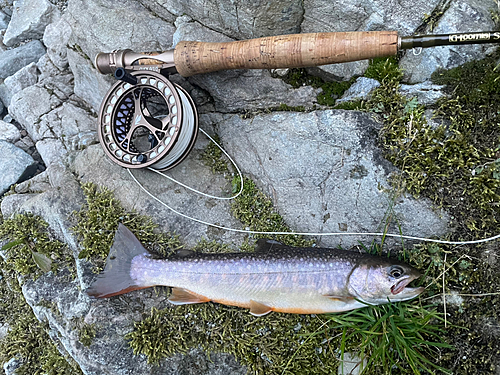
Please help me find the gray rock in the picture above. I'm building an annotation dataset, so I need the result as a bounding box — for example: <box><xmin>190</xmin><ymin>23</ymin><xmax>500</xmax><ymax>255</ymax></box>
<box><xmin>301</xmin><ymin>0</ymin><xmax>441</xmax><ymax>80</ymax></box>
<box><xmin>3</xmin><ymin>356</ymin><xmax>23</xmax><ymax>375</ymax></box>
<box><xmin>0</xmin><ymin>192</ymin><xmax>38</xmax><ymax>217</ymax></box>
<box><xmin>400</xmin><ymin>0</ymin><xmax>497</xmax><ymax>83</ymax></box>
<box><xmin>173</xmin><ymin>15</ymin><xmax>234</xmax><ymax>46</ymax></box>
<box><xmin>3</xmin><ymin>0</ymin><xmax>60</xmax><ymax>47</ymax></box>
<box><xmin>0</xmin><ymin>61</ymin><xmax>39</xmax><ymax>106</ymax></box>
<box><xmin>0</xmin><ymin>40</ymin><xmax>45</xmax><ymax>79</ymax></box>
<box><xmin>0</xmin><ymin>120</ymin><xmax>21</xmax><ymax>142</ymax></box>
<box><xmin>0</xmin><ymin>10</ymin><xmax>10</xmax><ymax>29</ymax></box>
<box><xmin>36</xmin><ymin>53</ymin><xmax>63</xmax><ymax>81</ymax></box>
<box><xmin>424</xmin><ymin>109</ymin><xmax>450</xmax><ymax>130</ymax></box>
<box><xmin>399</xmin><ymin>81</ymin><xmax>446</xmax><ymax>106</ymax></box>
<box><xmin>13</xmin><ymin>135</ymin><xmax>34</xmax><ymax>153</ymax></box>
<box><xmin>337</xmin><ymin>77</ymin><xmax>380</xmax><ymax>103</ymax></box>
<box><xmin>303</xmin><ymin>0</ymin><xmax>440</xmax><ymax>35</ymax></box>
<box><xmin>9</xmin><ymin>84</ymin><xmax>62</xmax><ymax>141</ymax></box>
<box><xmin>0</xmin><ymin>1</ymin><xmax>14</xmax><ymax>16</ymax></box>
<box><xmin>67</xmin><ymin>48</ymin><xmax>114</xmax><ymax>112</ymax></box>
<box><xmin>338</xmin><ymin>352</ymin><xmax>365</xmax><ymax>375</ymax></box>
<box><xmin>307</xmin><ymin>61</ymin><xmax>370</xmax><ymax>82</ymax></box>
<box><xmin>212</xmin><ymin>110</ymin><xmax>449</xmax><ymax>248</ymax></box>
<box><xmin>38</xmin><ymin>71</ymin><xmax>74</xmax><ymax>101</ymax></box>
<box><xmin>37</xmin><ymin>102</ymin><xmax>96</xmax><ymax>145</ymax></box>
<box><xmin>140</xmin><ymin>0</ymin><xmax>303</xmax><ymax>39</ymax></box>
<box><xmin>65</xmin><ymin>0</ymin><xmax>175</xmax><ymax>64</ymax></box>
<box><xmin>0</xmin><ymin>323</ymin><xmax>8</xmax><ymax>340</ymax></box>
<box><xmin>36</xmin><ymin>138</ymin><xmax>67</xmax><ymax>167</ymax></box>
<box><xmin>14</xmin><ymin>169</ymin><xmax>50</xmax><ymax>194</ymax></box>
<box><xmin>189</xmin><ymin>69</ymin><xmax>320</xmax><ymax>112</ymax></box>
<box><xmin>43</xmin><ymin>16</ymin><xmax>72</xmax><ymax>70</ymax></box>
<box><xmin>0</xmin><ymin>140</ymin><xmax>37</xmax><ymax>195</ymax></box>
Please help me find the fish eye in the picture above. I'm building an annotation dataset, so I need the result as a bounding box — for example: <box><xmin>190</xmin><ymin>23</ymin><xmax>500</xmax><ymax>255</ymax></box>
<box><xmin>389</xmin><ymin>266</ymin><xmax>404</xmax><ymax>278</ymax></box>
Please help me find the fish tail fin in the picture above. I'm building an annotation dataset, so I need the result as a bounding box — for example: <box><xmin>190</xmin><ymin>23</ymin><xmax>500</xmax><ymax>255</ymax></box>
<box><xmin>86</xmin><ymin>223</ymin><xmax>151</xmax><ymax>298</ymax></box>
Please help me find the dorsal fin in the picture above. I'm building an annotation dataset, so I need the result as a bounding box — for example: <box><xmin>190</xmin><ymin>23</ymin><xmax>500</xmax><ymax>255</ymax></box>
<box><xmin>249</xmin><ymin>300</ymin><xmax>273</xmax><ymax>316</ymax></box>
<box><xmin>168</xmin><ymin>288</ymin><xmax>210</xmax><ymax>305</ymax></box>
<box><xmin>255</xmin><ymin>239</ymin><xmax>283</xmax><ymax>252</ymax></box>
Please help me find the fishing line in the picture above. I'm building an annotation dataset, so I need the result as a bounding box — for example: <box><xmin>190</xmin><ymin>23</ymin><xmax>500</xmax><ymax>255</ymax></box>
<box><xmin>147</xmin><ymin>128</ymin><xmax>244</xmax><ymax>200</ymax></box>
<box><xmin>128</xmin><ymin>131</ymin><xmax>500</xmax><ymax>246</ymax></box>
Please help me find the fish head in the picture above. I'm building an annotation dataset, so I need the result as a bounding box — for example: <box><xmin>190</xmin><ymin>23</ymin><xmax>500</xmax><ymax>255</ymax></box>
<box><xmin>347</xmin><ymin>258</ymin><xmax>425</xmax><ymax>305</ymax></box>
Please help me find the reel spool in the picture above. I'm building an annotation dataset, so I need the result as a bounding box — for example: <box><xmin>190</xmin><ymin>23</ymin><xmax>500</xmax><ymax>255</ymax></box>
<box><xmin>98</xmin><ymin>70</ymin><xmax>198</xmax><ymax>171</ymax></box>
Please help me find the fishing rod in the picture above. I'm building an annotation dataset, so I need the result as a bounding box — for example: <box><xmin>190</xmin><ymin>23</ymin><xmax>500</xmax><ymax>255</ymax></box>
<box><xmin>95</xmin><ymin>30</ymin><xmax>500</xmax><ymax>170</ymax></box>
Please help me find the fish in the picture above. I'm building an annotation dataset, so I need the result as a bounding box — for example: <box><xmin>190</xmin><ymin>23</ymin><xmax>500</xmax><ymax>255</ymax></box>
<box><xmin>86</xmin><ymin>224</ymin><xmax>424</xmax><ymax>316</ymax></box>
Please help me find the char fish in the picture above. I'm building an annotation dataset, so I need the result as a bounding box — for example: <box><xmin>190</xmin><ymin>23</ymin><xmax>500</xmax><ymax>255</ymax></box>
<box><xmin>87</xmin><ymin>224</ymin><xmax>424</xmax><ymax>315</ymax></box>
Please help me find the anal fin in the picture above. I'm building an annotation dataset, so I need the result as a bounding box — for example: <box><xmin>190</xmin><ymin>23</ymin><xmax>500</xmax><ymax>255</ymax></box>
<box><xmin>168</xmin><ymin>288</ymin><xmax>210</xmax><ymax>305</ymax></box>
<box><xmin>249</xmin><ymin>300</ymin><xmax>273</xmax><ymax>316</ymax></box>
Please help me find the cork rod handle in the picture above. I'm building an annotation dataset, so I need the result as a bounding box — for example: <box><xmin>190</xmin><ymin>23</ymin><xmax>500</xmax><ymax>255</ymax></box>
<box><xmin>173</xmin><ymin>31</ymin><xmax>399</xmax><ymax>77</ymax></box>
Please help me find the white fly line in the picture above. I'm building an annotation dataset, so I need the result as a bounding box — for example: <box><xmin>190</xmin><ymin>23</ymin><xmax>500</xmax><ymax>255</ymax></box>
<box><xmin>129</xmin><ymin>128</ymin><xmax>500</xmax><ymax>246</ymax></box>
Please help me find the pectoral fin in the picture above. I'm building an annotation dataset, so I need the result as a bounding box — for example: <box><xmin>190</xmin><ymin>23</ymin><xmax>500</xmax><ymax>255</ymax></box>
<box><xmin>249</xmin><ymin>300</ymin><xmax>273</xmax><ymax>316</ymax></box>
<box><xmin>168</xmin><ymin>288</ymin><xmax>210</xmax><ymax>305</ymax></box>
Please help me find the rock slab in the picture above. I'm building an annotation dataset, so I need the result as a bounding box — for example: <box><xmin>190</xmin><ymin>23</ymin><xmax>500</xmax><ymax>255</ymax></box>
<box><xmin>0</xmin><ymin>140</ymin><xmax>37</xmax><ymax>195</ymax></box>
<box><xmin>213</xmin><ymin>110</ymin><xmax>449</xmax><ymax>248</ymax></box>
<box><xmin>3</xmin><ymin>0</ymin><xmax>59</xmax><ymax>46</ymax></box>
<box><xmin>0</xmin><ymin>40</ymin><xmax>45</xmax><ymax>79</ymax></box>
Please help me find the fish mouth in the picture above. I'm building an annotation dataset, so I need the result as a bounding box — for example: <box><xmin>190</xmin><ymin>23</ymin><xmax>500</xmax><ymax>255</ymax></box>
<box><xmin>391</xmin><ymin>276</ymin><xmax>425</xmax><ymax>297</ymax></box>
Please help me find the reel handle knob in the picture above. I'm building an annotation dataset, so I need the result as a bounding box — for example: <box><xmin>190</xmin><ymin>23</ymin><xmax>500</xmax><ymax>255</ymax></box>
<box><xmin>114</xmin><ymin>68</ymin><xmax>138</xmax><ymax>85</ymax></box>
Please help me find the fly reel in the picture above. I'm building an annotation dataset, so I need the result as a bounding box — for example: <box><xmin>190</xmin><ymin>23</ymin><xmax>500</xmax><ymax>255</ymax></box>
<box><xmin>98</xmin><ymin>70</ymin><xmax>198</xmax><ymax>170</ymax></box>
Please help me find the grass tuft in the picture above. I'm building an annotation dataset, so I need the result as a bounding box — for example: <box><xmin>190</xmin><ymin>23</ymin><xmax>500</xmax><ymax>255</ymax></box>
<box><xmin>327</xmin><ymin>302</ymin><xmax>452</xmax><ymax>375</ymax></box>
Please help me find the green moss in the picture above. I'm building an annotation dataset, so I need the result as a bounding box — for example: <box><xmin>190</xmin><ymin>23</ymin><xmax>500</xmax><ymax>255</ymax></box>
<box><xmin>0</xmin><ymin>213</ymin><xmax>74</xmax><ymax>278</ymax></box>
<box><xmin>71</xmin><ymin>182</ymin><xmax>182</xmax><ymax>270</ymax></box>
<box><xmin>127</xmin><ymin>305</ymin><xmax>342</xmax><ymax>373</ymax></box>
<box><xmin>273</xmin><ymin>103</ymin><xmax>307</xmax><ymax>112</ymax></box>
<box><xmin>282</xmin><ymin>68</ymin><xmax>357</xmax><ymax>106</ymax></box>
<box><xmin>334</xmin><ymin>100</ymin><xmax>364</xmax><ymax>110</ymax></box>
<box><xmin>364</xmin><ymin>57</ymin><xmax>403</xmax><ymax>83</ymax></box>
<box><xmin>77</xmin><ymin>323</ymin><xmax>96</xmax><ymax>347</ymax></box>
<box><xmin>201</xmin><ymin>134</ymin><xmax>230</xmax><ymax>174</ymax></box>
<box><xmin>230</xmin><ymin>177</ymin><xmax>314</xmax><ymax>247</ymax></box>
